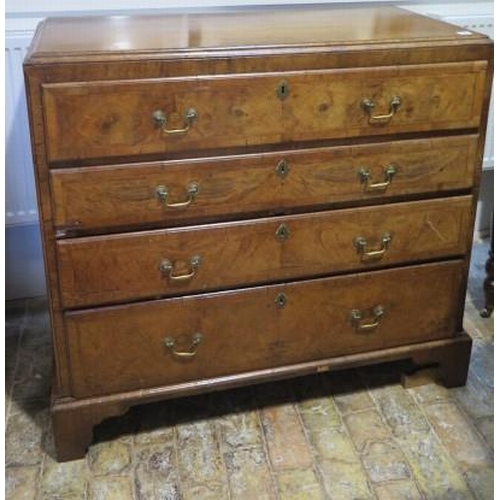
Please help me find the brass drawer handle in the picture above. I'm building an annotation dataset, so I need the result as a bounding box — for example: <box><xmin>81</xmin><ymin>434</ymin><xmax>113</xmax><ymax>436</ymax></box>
<box><xmin>360</xmin><ymin>96</ymin><xmax>401</xmax><ymax>124</ymax></box>
<box><xmin>156</xmin><ymin>182</ymin><xmax>199</xmax><ymax>209</ymax></box>
<box><xmin>351</xmin><ymin>305</ymin><xmax>384</xmax><ymax>331</ymax></box>
<box><xmin>152</xmin><ymin>108</ymin><xmax>198</xmax><ymax>135</ymax></box>
<box><xmin>354</xmin><ymin>233</ymin><xmax>392</xmax><ymax>261</ymax></box>
<box><xmin>164</xmin><ymin>333</ymin><xmax>203</xmax><ymax>359</ymax></box>
<box><xmin>159</xmin><ymin>255</ymin><xmax>202</xmax><ymax>282</ymax></box>
<box><xmin>358</xmin><ymin>165</ymin><xmax>397</xmax><ymax>192</ymax></box>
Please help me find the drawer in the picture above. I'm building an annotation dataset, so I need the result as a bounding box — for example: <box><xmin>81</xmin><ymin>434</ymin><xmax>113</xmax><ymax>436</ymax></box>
<box><xmin>57</xmin><ymin>196</ymin><xmax>472</xmax><ymax>308</ymax></box>
<box><xmin>51</xmin><ymin>135</ymin><xmax>477</xmax><ymax>233</ymax></box>
<box><xmin>65</xmin><ymin>260</ymin><xmax>463</xmax><ymax>397</ymax></box>
<box><xmin>43</xmin><ymin>62</ymin><xmax>486</xmax><ymax>164</ymax></box>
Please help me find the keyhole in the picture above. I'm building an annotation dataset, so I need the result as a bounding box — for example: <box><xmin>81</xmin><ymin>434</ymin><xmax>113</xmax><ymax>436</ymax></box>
<box><xmin>275</xmin><ymin>223</ymin><xmax>290</xmax><ymax>242</ymax></box>
<box><xmin>277</xmin><ymin>80</ymin><xmax>289</xmax><ymax>101</ymax></box>
<box><xmin>275</xmin><ymin>293</ymin><xmax>287</xmax><ymax>308</ymax></box>
<box><xmin>275</xmin><ymin>159</ymin><xmax>289</xmax><ymax>178</ymax></box>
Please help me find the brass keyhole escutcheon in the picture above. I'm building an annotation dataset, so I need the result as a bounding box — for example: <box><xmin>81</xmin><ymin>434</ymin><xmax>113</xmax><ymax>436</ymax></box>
<box><xmin>275</xmin><ymin>293</ymin><xmax>287</xmax><ymax>308</ymax></box>
<box><xmin>276</xmin><ymin>223</ymin><xmax>290</xmax><ymax>242</ymax></box>
<box><xmin>276</xmin><ymin>159</ymin><xmax>289</xmax><ymax>178</ymax></box>
<box><xmin>276</xmin><ymin>80</ymin><xmax>289</xmax><ymax>100</ymax></box>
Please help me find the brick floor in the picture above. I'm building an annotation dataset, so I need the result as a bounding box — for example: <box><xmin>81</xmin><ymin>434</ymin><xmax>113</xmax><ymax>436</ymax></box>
<box><xmin>5</xmin><ymin>240</ymin><xmax>493</xmax><ymax>499</ymax></box>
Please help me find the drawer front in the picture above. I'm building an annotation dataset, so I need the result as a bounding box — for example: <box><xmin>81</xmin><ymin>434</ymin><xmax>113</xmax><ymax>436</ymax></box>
<box><xmin>57</xmin><ymin>196</ymin><xmax>472</xmax><ymax>308</ymax></box>
<box><xmin>43</xmin><ymin>62</ymin><xmax>486</xmax><ymax>163</ymax></box>
<box><xmin>51</xmin><ymin>135</ymin><xmax>477</xmax><ymax>233</ymax></box>
<box><xmin>66</xmin><ymin>260</ymin><xmax>463</xmax><ymax>397</ymax></box>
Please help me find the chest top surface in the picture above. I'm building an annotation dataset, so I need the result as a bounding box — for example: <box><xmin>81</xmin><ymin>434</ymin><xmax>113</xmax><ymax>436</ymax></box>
<box><xmin>26</xmin><ymin>5</ymin><xmax>489</xmax><ymax>64</ymax></box>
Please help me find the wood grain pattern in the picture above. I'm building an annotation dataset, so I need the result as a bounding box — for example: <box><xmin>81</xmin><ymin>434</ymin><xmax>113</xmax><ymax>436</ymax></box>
<box><xmin>42</xmin><ymin>62</ymin><xmax>486</xmax><ymax>164</ymax></box>
<box><xmin>51</xmin><ymin>397</ymin><xmax>132</xmax><ymax>462</ymax></box>
<box><xmin>50</xmin><ymin>135</ymin><xmax>478</xmax><ymax>234</ymax></box>
<box><xmin>29</xmin><ymin>6</ymin><xmax>484</xmax><ymax>56</ymax></box>
<box><xmin>26</xmin><ymin>45</ymin><xmax>493</xmax><ymax>91</ymax></box>
<box><xmin>23</xmin><ymin>67</ymin><xmax>74</xmax><ymax>397</ymax></box>
<box><xmin>56</xmin><ymin>196</ymin><xmax>472</xmax><ymax>308</ymax></box>
<box><xmin>65</xmin><ymin>260</ymin><xmax>462</xmax><ymax>398</ymax></box>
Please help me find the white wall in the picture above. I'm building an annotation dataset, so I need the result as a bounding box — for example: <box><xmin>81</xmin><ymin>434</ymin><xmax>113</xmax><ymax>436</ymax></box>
<box><xmin>5</xmin><ymin>0</ymin><xmax>494</xmax><ymax>299</ymax></box>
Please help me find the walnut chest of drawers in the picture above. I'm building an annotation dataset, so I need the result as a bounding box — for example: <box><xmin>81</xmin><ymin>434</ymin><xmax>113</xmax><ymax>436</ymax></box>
<box><xmin>24</xmin><ymin>5</ymin><xmax>493</xmax><ymax>461</ymax></box>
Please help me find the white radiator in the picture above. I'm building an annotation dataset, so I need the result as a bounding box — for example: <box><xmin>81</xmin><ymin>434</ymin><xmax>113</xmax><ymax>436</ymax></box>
<box><xmin>5</xmin><ymin>33</ymin><xmax>38</xmax><ymax>226</ymax></box>
<box><xmin>442</xmin><ymin>15</ymin><xmax>494</xmax><ymax>170</ymax></box>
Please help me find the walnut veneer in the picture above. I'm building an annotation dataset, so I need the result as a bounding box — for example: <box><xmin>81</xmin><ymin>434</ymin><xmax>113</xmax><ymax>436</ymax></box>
<box><xmin>24</xmin><ymin>5</ymin><xmax>493</xmax><ymax>461</ymax></box>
